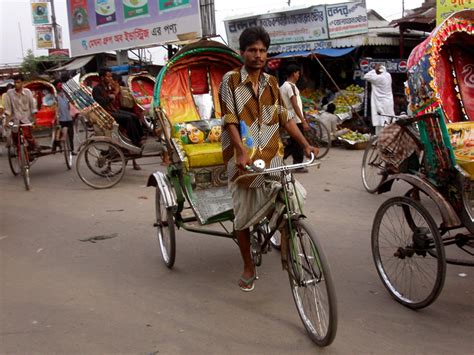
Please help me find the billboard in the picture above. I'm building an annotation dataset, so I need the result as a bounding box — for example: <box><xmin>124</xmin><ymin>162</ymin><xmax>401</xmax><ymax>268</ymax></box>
<box><xmin>436</xmin><ymin>0</ymin><xmax>474</xmax><ymax>26</ymax></box>
<box><xmin>66</xmin><ymin>0</ymin><xmax>202</xmax><ymax>57</ymax></box>
<box><xmin>326</xmin><ymin>2</ymin><xmax>368</xmax><ymax>39</ymax></box>
<box><xmin>31</xmin><ymin>2</ymin><xmax>50</xmax><ymax>25</ymax></box>
<box><xmin>36</xmin><ymin>25</ymin><xmax>54</xmax><ymax>49</ymax></box>
<box><xmin>225</xmin><ymin>6</ymin><xmax>328</xmax><ymax>51</ymax></box>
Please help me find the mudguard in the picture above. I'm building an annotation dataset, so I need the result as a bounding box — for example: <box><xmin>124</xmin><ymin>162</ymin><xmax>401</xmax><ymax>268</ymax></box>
<box><xmin>378</xmin><ymin>173</ymin><xmax>461</xmax><ymax>229</ymax></box>
<box><xmin>147</xmin><ymin>171</ymin><xmax>178</xmax><ymax>210</ymax></box>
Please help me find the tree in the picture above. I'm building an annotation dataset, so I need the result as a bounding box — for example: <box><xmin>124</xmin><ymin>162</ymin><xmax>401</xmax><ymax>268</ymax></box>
<box><xmin>21</xmin><ymin>49</ymin><xmax>39</xmax><ymax>79</ymax></box>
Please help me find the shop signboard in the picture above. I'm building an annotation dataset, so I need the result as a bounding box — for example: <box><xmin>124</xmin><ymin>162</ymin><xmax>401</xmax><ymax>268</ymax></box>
<box><xmin>359</xmin><ymin>58</ymin><xmax>408</xmax><ymax>74</ymax></box>
<box><xmin>31</xmin><ymin>2</ymin><xmax>50</xmax><ymax>25</ymax></box>
<box><xmin>326</xmin><ymin>1</ymin><xmax>368</xmax><ymax>39</ymax></box>
<box><xmin>224</xmin><ymin>5</ymin><xmax>328</xmax><ymax>51</ymax></box>
<box><xmin>36</xmin><ymin>25</ymin><xmax>54</xmax><ymax>49</ymax></box>
<box><xmin>436</xmin><ymin>0</ymin><xmax>474</xmax><ymax>26</ymax></box>
<box><xmin>48</xmin><ymin>48</ymin><xmax>70</xmax><ymax>57</ymax></box>
<box><xmin>66</xmin><ymin>0</ymin><xmax>201</xmax><ymax>57</ymax></box>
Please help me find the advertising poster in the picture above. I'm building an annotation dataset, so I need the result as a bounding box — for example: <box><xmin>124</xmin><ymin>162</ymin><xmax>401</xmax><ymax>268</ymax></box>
<box><xmin>225</xmin><ymin>6</ymin><xmax>328</xmax><ymax>51</ymax></box>
<box><xmin>31</xmin><ymin>2</ymin><xmax>49</xmax><ymax>25</ymax></box>
<box><xmin>36</xmin><ymin>25</ymin><xmax>54</xmax><ymax>49</ymax></box>
<box><xmin>66</xmin><ymin>0</ymin><xmax>202</xmax><ymax>57</ymax></box>
<box><xmin>70</xmin><ymin>0</ymin><xmax>91</xmax><ymax>33</ymax></box>
<box><xmin>123</xmin><ymin>0</ymin><xmax>150</xmax><ymax>20</ymax></box>
<box><xmin>436</xmin><ymin>0</ymin><xmax>474</xmax><ymax>26</ymax></box>
<box><xmin>159</xmin><ymin>0</ymin><xmax>190</xmax><ymax>12</ymax></box>
<box><xmin>326</xmin><ymin>2</ymin><xmax>368</xmax><ymax>39</ymax></box>
<box><xmin>95</xmin><ymin>0</ymin><xmax>117</xmax><ymax>26</ymax></box>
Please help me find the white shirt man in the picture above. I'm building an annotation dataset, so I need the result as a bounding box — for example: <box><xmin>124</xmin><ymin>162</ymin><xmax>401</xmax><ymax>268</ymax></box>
<box><xmin>364</xmin><ymin>64</ymin><xmax>395</xmax><ymax>134</ymax></box>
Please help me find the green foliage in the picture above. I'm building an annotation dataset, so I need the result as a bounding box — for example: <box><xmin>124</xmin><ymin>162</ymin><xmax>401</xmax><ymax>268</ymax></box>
<box><xmin>20</xmin><ymin>49</ymin><xmax>38</xmax><ymax>79</ymax></box>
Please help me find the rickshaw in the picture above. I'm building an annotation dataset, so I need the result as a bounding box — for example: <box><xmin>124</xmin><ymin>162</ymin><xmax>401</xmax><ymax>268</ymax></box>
<box><xmin>147</xmin><ymin>39</ymin><xmax>337</xmax><ymax>346</ymax></box>
<box><xmin>6</xmin><ymin>78</ymin><xmax>73</xmax><ymax>190</ymax></box>
<box><xmin>369</xmin><ymin>10</ymin><xmax>474</xmax><ymax>309</ymax></box>
<box><xmin>127</xmin><ymin>72</ymin><xmax>159</xmax><ymax>135</ymax></box>
<box><xmin>63</xmin><ymin>73</ymin><xmax>164</xmax><ymax>189</ymax></box>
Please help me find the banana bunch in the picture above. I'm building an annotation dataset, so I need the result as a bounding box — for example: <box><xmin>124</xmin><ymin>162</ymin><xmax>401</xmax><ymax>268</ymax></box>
<box><xmin>345</xmin><ymin>84</ymin><xmax>364</xmax><ymax>93</ymax></box>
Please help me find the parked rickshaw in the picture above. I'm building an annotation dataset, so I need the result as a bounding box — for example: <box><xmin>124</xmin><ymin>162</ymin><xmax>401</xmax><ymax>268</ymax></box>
<box><xmin>147</xmin><ymin>39</ymin><xmax>337</xmax><ymax>346</ymax></box>
<box><xmin>127</xmin><ymin>72</ymin><xmax>157</xmax><ymax>134</ymax></box>
<box><xmin>6</xmin><ymin>79</ymin><xmax>72</xmax><ymax>190</ymax></box>
<box><xmin>63</xmin><ymin>73</ymin><xmax>164</xmax><ymax>189</ymax></box>
<box><xmin>369</xmin><ymin>10</ymin><xmax>474</xmax><ymax>309</ymax></box>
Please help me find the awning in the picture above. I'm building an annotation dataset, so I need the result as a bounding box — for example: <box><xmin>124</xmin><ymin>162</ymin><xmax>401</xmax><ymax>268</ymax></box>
<box><xmin>48</xmin><ymin>55</ymin><xmax>94</xmax><ymax>72</ymax></box>
<box><xmin>271</xmin><ymin>47</ymin><xmax>355</xmax><ymax>59</ymax></box>
<box><xmin>312</xmin><ymin>47</ymin><xmax>355</xmax><ymax>57</ymax></box>
<box><xmin>272</xmin><ymin>51</ymin><xmax>311</xmax><ymax>59</ymax></box>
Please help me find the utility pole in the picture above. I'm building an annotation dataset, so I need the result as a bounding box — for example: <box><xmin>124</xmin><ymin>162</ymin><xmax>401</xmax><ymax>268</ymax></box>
<box><xmin>18</xmin><ymin>22</ymin><xmax>25</xmax><ymax>58</ymax></box>
<box><xmin>50</xmin><ymin>0</ymin><xmax>60</xmax><ymax>49</ymax></box>
<box><xmin>402</xmin><ymin>0</ymin><xmax>405</xmax><ymax>17</ymax></box>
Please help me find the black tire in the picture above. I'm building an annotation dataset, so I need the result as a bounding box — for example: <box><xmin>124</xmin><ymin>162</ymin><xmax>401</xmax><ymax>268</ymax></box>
<box><xmin>361</xmin><ymin>136</ymin><xmax>384</xmax><ymax>193</ymax></box>
<box><xmin>8</xmin><ymin>145</ymin><xmax>20</xmax><ymax>176</ymax></box>
<box><xmin>74</xmin><ymin>116</ymin><xmax>89</xmax><ymax>146</ymax></box>
<box><xmin>371</xmin><ymin>196</ymin><xmax>446</xmax><ymax>309</ymax></box>
<box><xmin>76</xmin><ymin>141</ymin><xmax>126</xmax><ymax>189</ymax></box>
<box><xmin>155</xmin><ymin>188</ymin><xmax>176</xmax><ymax>268</ymax></box>
<box><xmin>306</xmin><ymin>119</ymin><xmax>331</xmax><ymax>159</ymax></box>
<box><xmin>287</xmin><ymin>220</ymin><xmax>338</xmax><ymax>346</ymax></box>
<box><xmin>62</xmin><ymin>139</ymin><xmax>73</xmax><ymax>170</ymax></box>
<box><xmin>20</xmin><ymin>144</ymin><xmax>30</xmax><ymax>191</ymax></box>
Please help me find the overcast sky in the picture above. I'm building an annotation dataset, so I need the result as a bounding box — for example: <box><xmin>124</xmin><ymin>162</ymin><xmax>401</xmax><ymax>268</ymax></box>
<box><xmin>0</xmin><ymin>0</ymin><xmax>424</xmax><ymax>65</ymax></box>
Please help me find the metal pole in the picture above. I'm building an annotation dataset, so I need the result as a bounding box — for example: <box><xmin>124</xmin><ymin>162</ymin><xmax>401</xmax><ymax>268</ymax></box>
<box><xmin>18</xmin><ymin>22</ymin><xmax>25</xmax><ymax>58</ymax></box>
<box><xmin>50</xmin><ymin>0</ymin><xmax>60</xmax><ymax>49</ymax></box>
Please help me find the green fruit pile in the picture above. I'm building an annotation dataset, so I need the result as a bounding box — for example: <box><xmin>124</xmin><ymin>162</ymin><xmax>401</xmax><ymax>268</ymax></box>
<box><xmin>340</xmin><ymin>130</ymin><xmax>368</xmax><ymax>142</ymax></box>
<box><xmin>345</xmin><ymin>84</ymin><xmax>364</xmax><ymax>93</ymax></box>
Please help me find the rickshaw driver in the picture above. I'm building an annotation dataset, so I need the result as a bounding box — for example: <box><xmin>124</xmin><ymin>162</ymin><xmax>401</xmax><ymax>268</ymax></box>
<box><xmin>3</xmin><ymin>74</ymin><xmax>39</xmax><ymax>153</ymax></box>
<box><xmin>219</xmin><ymin>26</ymin><xmax>318</xmax><ymax>292</ymax></box>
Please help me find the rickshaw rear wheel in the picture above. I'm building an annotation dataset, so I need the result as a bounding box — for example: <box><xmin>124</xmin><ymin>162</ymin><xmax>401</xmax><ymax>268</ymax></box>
<box><xmin>287</xmin><ymin>220</ymin><xmax>338</xmax><ymax>347</ymax></box>
<box><xmin>361</xmin><ymin>136</ymin><xmax>385</xmax><ymax>193</ymax></box>
<box><xmin>372</xmin><ymin>196</ymin><xmax>446</xmax><ymax>309</ymax></box>
<box><xmin>155</xmin><ymin>188</ymin><xmax>176</xmax><ymax>268</ymax></box>
<box><xmin>76</xmin><ymin>141</ymin><xmax>126</xmax><ymax>189</ymax></box>
<box><xmin>305</xmin><ymin>119</ymin><xmax>331</xmax><ymax>159</ymax></box>
<box><xmin>8</xmin><ymin>145</ymin><xmax>20</xmax><ymax>176</ymax></box>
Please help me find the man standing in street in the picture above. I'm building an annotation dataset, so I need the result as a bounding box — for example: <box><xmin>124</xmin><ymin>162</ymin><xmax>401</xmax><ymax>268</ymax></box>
<box><xmin>56</xmin><ymin>82</ymin><xmax>75</xmax><ymax>154</ymax></box>
<box><xmin>3</xmin><ymin>75</ymin><xmax>38</xmax><ymax>152</ymax></box>
<box><xmin>219</xmin><ymin>26</ymin><xmax>317</xmax><ymax>292</ymax></box>
<box><xmin>279</xmin><ymin>64</ymin><xmax>310</xmax><ymax>173</ymax></box>
<box><xmin>364</xmin><ymin>64</ymin><xmax>395</xmax><ymax>134</ymax></box>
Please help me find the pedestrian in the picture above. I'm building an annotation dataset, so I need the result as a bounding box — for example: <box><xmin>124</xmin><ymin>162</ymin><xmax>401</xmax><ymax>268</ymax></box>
<box><xmin>3</xmin><ymin>74</ymin><xmax>38</xmax><ymax>153</ymax></box>
<box><xmin>364</xmin><ymin>64</ymin><xmax>395</xmax><ymax>135</ymax></box>
<box><xmin>219</xmin><ymin>26</ymin><xmax>317</xmax><ymax>292</ymax></box>
<box><xmin>55</xmin><ymin>82</ymin><xmax>76</xmax><ymax>154</ymax></box>
<box><xmin>279</xmin><ymin>64</ymin><xmax>310</xmax><ymax>173</ymax></box>
<box><xmin>92</xmin><ymin>68</ymin><xmax>143</xmax><ymax>170</ymax></box>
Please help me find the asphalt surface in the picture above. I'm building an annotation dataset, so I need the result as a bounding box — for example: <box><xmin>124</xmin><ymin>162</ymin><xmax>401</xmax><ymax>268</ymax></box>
<box><xmin>0</xmin><ymin>145</ymin><xmax>473</xmax><ymax>354</ymax></box>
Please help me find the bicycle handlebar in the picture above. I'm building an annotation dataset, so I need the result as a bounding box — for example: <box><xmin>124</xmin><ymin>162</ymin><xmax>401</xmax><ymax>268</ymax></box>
<box><xmin>234</xmin><ymin>152</ymin><xmax>319</xmax><ymax>182</ymax></box>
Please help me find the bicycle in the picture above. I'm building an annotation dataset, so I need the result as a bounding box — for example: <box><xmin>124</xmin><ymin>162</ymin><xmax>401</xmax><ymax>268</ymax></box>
<box><xmin>151</xmin><ymin>153</ymin><xmax>338</xmax><ymax>346</ymax></box>
<box><xmin>7</xmin><ymin>121</ymin><xmax>73</xmax><ymax>191</ymax></box>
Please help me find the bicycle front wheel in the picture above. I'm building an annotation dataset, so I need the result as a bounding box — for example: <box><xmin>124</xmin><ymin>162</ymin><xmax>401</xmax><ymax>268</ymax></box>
<box><xmin>20</xmin><ymin>144</ymin><xmax>30</xmax><ymax>191</ymax></box>
<box><xmin>8</xmin><ymin>145</ymin><xmax>20</xmax><ymax>176</ymax></box>
<box><xmin>287</xmin><ymin>220</ymin><xmax>337</xmax><ymax>346</ymax></box>
<box><xmin>62</xmin><ymin>139</ymin><xmax>73</xmax><ymax>169</ymax></box>
<box><xmin>361</xmin><ymin>136</ymin><xmax>384</xmax><ymax>193</ymax></box>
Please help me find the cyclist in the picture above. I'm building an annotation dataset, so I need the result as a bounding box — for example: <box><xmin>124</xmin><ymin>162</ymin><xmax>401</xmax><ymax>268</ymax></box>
<box><xmin>3</xmin><ymin>74</ymin><xmax>39</xmax><ymax>153</ymax></box>
<box><xmin>219</xmin><ymin>26</ymin><xmax>317</xmax><ymax>292</ymax></box>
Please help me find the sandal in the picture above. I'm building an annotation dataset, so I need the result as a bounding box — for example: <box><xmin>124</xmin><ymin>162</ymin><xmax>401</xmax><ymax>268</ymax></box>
<box><xmin>239</xmin><ymin>274</ymin><xmax>257</xmax><ymax>292</ymax></box>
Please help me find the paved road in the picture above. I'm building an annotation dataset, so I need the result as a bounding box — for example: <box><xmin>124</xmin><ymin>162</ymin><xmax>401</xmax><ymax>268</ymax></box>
<box><xmin>0</xmin><ymin>147</ymin><xmax>472</xmax><ymax>354</ymax></box>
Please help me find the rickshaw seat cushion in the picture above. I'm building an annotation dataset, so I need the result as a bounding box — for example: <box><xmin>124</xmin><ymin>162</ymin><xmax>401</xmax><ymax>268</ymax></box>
<box><xmin>182</xmin><ymin>142</ymin><xmax>224</xmax><ymax>168</ymax></box>
<box><xmin>35</xmin><ymin>108</ymin><xmax>56</xmax><ymax>128</ymax></box>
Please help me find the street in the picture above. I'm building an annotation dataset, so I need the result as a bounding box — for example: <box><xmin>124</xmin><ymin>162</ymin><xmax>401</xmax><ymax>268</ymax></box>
<box><xmin>0</xmin><ymin>147</ymin><xmax>473</xmax><ymax>354</ymax></box>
